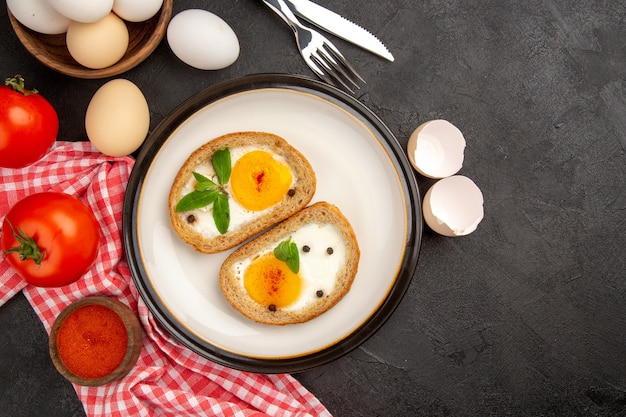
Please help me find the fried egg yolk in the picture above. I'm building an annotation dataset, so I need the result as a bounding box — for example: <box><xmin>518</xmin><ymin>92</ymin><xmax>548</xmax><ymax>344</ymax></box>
<box><xmin>243</xmin><ymin>253</ymin><xmax>302</xmax><ymax>308</ymax></box>
<box><xmin>230</xmin><ymin>150</ymin><xmax>293</xmax><ymax>211</ymax></box>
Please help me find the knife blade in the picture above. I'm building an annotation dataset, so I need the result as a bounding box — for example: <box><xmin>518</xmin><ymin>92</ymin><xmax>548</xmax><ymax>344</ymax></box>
<box><xmin>284</xmin><ymin>0</ymin><xmax>394</xmax><ymax>62</ymax></box>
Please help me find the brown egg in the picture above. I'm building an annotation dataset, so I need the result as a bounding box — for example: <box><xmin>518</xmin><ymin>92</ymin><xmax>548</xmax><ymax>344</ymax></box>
<box><xmin>66</xmin><ymin>12</ymin><xmax>128</xmax><ymax>69</ymax></box>
<box><xmin>85</xmin><ymin>79</ymin><xmax>150</xmax><ymax>156</ymax></box>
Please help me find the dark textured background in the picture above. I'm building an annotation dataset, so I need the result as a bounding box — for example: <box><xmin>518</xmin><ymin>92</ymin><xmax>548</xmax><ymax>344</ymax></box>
<box><xmin>1</xmin><ymin>1</ymin><xmax>625</xmax><ymax>416</ymax></box>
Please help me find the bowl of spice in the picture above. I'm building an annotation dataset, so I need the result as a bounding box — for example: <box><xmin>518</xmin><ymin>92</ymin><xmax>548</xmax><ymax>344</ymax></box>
<box><xmin>49</xmin><ymin>296</ymin><xmax>142</xmax><ymax>386</ymax></box>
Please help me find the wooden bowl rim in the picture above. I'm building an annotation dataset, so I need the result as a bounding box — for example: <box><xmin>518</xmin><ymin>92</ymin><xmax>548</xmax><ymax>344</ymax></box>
<box><xmin>7</xmin><ymin>0</ymin><xmax>173</xmax><ymax>79</ymax></box>
<box><xmin>49</xmin><ymin>296</ymin><xmax>143</xmax><ymax>386</ymax></box>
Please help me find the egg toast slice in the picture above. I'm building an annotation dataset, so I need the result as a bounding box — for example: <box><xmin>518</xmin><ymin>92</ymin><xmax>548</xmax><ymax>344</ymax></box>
<box><xmin>219</xmin><ymin>202</ymin><xmax>360</xmax><ymax>325</ymax></box>
<box><xmin>169</xmin><ymin>131</ymin><xmax>316</xmax><ymax>254</ymax></box>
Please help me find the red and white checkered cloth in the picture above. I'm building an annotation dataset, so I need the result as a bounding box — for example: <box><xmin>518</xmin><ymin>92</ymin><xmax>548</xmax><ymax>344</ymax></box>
<box><xmin>0</xmin><ymin>141</ymin><xmax>331</xmax><ymax>417</ymax></box>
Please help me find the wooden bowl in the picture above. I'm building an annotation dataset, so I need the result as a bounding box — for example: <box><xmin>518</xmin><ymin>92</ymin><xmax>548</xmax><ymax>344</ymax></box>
<box><xmin>7</xmin><ymin>0</ymin><xmax>173</xmax><ymax>79</ymax></box>
<box><xmin>49</xmin><ymin>296</ymin><xmax>143</xmax><ymax>386</ymax></box>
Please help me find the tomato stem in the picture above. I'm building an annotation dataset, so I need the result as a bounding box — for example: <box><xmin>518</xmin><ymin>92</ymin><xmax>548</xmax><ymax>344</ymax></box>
<box><xmin>2</xmin><ymin>220</ymin><xmax>46</xmax><ymax>266</ymax></box>
<box><xmin>4</xmin><ymin>75</ymin><xmax>38</xmax><ymax>96</ymax></box>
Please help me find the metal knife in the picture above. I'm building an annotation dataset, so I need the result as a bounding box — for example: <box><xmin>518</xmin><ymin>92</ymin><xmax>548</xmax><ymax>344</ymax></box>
<box><xmin>284</xmin><ymin>0</ymin><xmax>394</xmax><ymax>62</ymax></box>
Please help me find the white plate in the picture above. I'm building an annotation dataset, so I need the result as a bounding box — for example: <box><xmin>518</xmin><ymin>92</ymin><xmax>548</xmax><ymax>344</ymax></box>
<box><xmin>124</xmin><ymin>75</ymin><xmax>421</xmax><ymax>372</ymax></box>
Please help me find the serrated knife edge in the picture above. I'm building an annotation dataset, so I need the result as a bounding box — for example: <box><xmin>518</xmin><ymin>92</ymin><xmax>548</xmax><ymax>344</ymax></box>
<box><xmin>285</xmin><ymin>0</ymin><xmax>394</xmax><ymax>62</ymax></box>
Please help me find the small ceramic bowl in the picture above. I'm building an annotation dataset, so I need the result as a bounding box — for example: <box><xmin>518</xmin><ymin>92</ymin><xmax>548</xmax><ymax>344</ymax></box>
<box><xmin>49</xmin><ymin>296</ymin><xmax>142</xmax><ymax>386</ymax></box>
<box><xmin>7</xmin><ymin>0</ymin><xmax>173</xmax><ymax>79</ymax></box>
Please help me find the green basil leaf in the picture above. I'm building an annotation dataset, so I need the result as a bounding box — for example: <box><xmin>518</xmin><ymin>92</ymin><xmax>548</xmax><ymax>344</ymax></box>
<box><xmin>192</xmin><ymin>172</ymin><xmax>218</xmax><ymax>191</ymax></box>
<box><xmin>287</xmin><ymin>241</ymin><xmax>300</xmax><ymax>273</ymax></box>
<box><xmin>175</xmin><ymin>190</ymin><xmax>219</xmax><ymax>212</ymax></box>
<box><xmin>274</xmin><ymin>238</ymin><xmax>300</xmax><ymax>273</ymax></box>
<box><xmin>212</xmin><ymin>148</ymin><xmax>231</xmax><ymax>186</ymax></box>
<box><xmin>213</xmin><ymin>193</ymin><xmax>230</xmax><ymax>234</ymax></box>
<box><xmin>274</xmin><ymin>240</ymin><xmax>291</xmax><ymax>261</ymax></box>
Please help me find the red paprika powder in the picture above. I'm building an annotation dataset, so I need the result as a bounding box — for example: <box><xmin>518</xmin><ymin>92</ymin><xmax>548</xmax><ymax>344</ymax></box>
<box><xmin>56</xmin><ymin>304</ymin><xmax>128</xmax><ymax>379</ymax></box>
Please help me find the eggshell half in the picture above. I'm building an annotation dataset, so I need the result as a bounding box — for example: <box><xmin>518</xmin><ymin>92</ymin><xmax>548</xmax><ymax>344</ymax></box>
<box><xmin>422</xmin><ymin>175</ymin><xmax>484</xmax><ymax>237</ymax></box>
<box><xmin>166</xmin><ymin>9</ymin><xmax>240</xmax><ymax>70</ymax></box>
<box><xmin>407</xmin><ymin>119</ymin><xmax>466</xmax><ymax>178</ymax></box>
<box><xmin>85</xmin><ymin>79</ymin><xmax>150</xmax><ymax>157</ymax></box>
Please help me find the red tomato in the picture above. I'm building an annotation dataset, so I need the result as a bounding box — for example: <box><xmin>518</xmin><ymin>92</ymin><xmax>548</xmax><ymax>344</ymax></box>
<box><xmin>0</xmin><ymin>75</ymin><xmax>59</xmax><ymax>168</ymax></box>
<box><xmin>1</xmin><ymin>192</ymin><xmax>100</xmax><ymax>287</ymax></box>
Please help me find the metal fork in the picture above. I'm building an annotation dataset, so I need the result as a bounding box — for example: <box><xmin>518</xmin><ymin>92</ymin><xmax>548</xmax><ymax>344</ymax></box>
<box><xmin>261</xmin><ymin>0</ymin><xmax>365</xmax><ymax>92</ymax></box>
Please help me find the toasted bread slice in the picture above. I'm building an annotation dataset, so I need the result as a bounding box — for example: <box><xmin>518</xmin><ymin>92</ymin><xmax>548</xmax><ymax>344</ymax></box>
<box><xmin>220</xmin><ymin>202</ymin><xmax>360</xmax><ymax>325</ymax></box>
<box><xmin>169</xmin><ymin>132</ymin><xmax>316</xmax><ymax>253</ymax></box>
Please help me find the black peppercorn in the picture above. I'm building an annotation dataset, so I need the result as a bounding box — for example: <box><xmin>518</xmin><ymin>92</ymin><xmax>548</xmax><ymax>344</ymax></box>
<box><xmin>302</xmin><ymin>245</ymin><xmax>310</xmax><ymax>253</ymax></box>
<box><xmin>288</xmin><ymin>188</ymin><xmax>296</xmax><ymax>197</ymax></box>
<box><xmin>186</xmin><ymin>214</ymin><xmax>196</xmax><ymax>224</ymax></box>
<box><xmin>316</xmin><ymin>290</ymin><xmax>324</xmax><ymax>298</ymax></box>
<box><xmin>268</xmin><ymin>304</ymin><xmax>277</xmax><ymax>312</ymax></box>
<box><xmin>326</xmin><ymin>247</ymin><xmax>334</xmax><ymax>255</ymax></box>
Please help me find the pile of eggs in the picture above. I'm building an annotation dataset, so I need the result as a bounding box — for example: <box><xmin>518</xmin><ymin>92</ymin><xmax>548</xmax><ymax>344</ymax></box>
<box><xmin>7</xmin><ymin>0</ymin><xmax>164</xmax><ymax>69</ymax></box>
<box><xmin>407</xmin><ymin>120</ymin><xmax>484</xmax><ymax>237</ymax></box>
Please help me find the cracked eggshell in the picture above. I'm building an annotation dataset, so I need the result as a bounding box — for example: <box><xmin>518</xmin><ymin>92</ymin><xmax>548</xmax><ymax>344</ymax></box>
<box><xmin>407</xmin><ymin>119</ymin><xmax>466</xmax><ymax>179</ymax></box>
<box><xmin>166</xmin><ymin>9</ymin><xmax>239</xmax><ymax>70</ymax></box>
<box><xmin>422</xmin><ymin>175</ymin><xmax>484</xmax><ymax>237</ymax></box>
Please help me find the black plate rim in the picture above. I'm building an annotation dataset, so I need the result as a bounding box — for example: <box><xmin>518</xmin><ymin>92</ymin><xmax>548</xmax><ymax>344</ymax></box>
<box><xmin>123</xmin><ymin>73</ymin><xmax>422</xmax><ymax>373</ymax></box>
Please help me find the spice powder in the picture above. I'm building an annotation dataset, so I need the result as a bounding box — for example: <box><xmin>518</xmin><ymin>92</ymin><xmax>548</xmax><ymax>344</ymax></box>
<box><xmin>57</xmin><ymin>304</ymin><xmax>128</xmax><ymax>379</ymax></box>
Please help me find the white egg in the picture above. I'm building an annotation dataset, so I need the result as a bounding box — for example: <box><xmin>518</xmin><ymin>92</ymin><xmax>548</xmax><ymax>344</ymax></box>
<box><xmin>166</xmin><ymin>9</ymin><xmax>240</xmax><ymax>70</ymax></box>
<box><xmin>48</xmin><ymin>0</ymin><xmax>113</xmax><ymax>23</ymax></box>
<box><xmin>85</xmin><ymin>79</ymin><xmax>150</xmax><ymax>157</ymax></box>
<box><xmin>112</xmin><ymin>0</ymin><xmax>163</xmax><ymax>22</ymax></box>
<box><xmin>422</xmin><ymin>175</ymin><xmax>484</xmax><ymax>237</ymax></box>
<box><xmin>407</xmin><ymin>119</ymin><xmax>466</xmax><ymax>179</ymax></box>
<box><xmin>7</xmin><ymin>0</ymin><xmax>71</xmax><ymax>34</ymax></box>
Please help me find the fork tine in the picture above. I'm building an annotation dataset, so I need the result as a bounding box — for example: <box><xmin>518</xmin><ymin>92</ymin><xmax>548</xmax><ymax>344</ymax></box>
<box><xmin>303</xmin><ymin>54</ymin><xmax>326</xmax><ymax>78</ymax></box>
<box><xmin>316</xmin><ymin>48</ymin><xmax>360</xmax><ymax>91</ymax></box>
<box><xmin>302</xmin><ymin>53</ymin><xmax>343</xmax><ymax>91</ymax></box>
<box><xmin>310</xmin><ymin>53</ymin><xmax>356</xmax><ymax>93</ymax></box>
<box><xmin>311</xmin><ymin>43</ymin><xmax>364</xmax><ymax>93</ymax></box>
<box><xmin>322</xmin><ymin>43</ymin><xmax>366</xmax><ymax>85</ymax></box>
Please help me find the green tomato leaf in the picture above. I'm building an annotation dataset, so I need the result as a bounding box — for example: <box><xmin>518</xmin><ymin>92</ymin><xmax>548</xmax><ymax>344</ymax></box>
<box><xmin>274</xmin><ymin>238</ymin><xmax>300</xmax><ymax>274</ymax></box>
<box><xmin>192</xmin><ymin>172</ymin><xmax>218</xmax><ymax>191</ymax></box>
<box><xmin>212</xmin><ymin>148</ymin><xmax>231</xmax><ymax>186</ymax></box>
<box><xmin>213</xmin><ymin>193</ymin><xmax>230</xmax><ymax>234</ymax></box>
<box><xmin>175</xmin><ymin>189</ymin><xmax>219</xmax><ymax>212</ymax></box>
